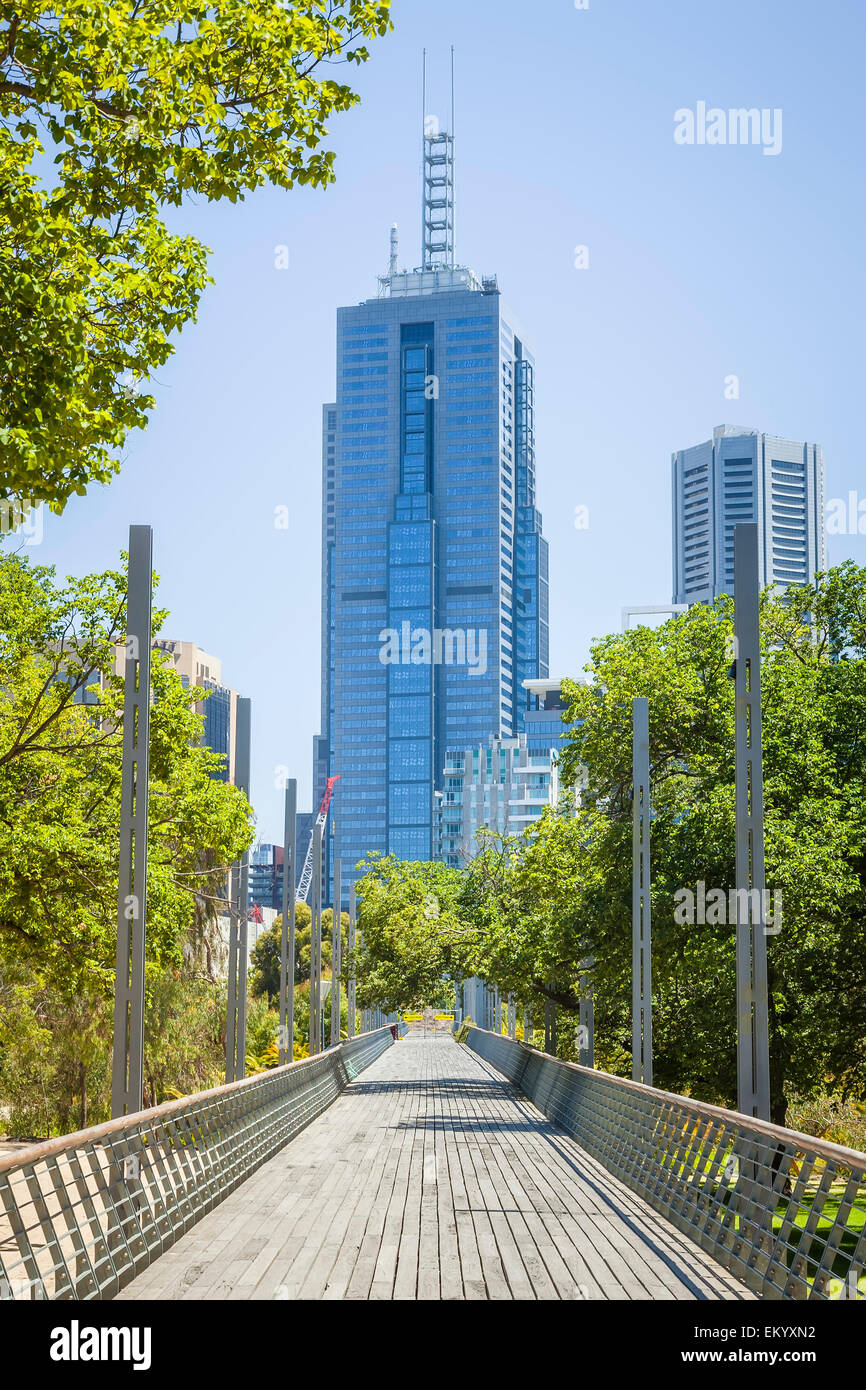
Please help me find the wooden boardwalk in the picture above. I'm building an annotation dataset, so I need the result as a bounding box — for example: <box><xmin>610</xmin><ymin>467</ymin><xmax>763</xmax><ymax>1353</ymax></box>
<box><xmin>117</xmin><ymin>1034</ymin><xmax>754</xmax><ymax>1301</ymax></box>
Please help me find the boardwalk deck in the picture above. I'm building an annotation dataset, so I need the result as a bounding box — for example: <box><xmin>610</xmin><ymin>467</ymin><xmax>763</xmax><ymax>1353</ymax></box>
<box><xmin>117</xmin><ymin>1034</ymin><xmax>754</xmax><ymax>1302</ymax></box>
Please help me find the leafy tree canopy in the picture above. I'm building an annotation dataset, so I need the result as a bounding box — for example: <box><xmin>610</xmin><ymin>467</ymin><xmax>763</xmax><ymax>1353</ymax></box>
<box><xmin>0</xmin><ymin>0</ymin><xmax>391</xmax><ymax>507</ymax></box>
<box><xmin>352</xmin><ymin>566</ymin><xmax>866</xmax><ymax>1125</ymax></box>
<box><xmin>0</xmin><ymin>545</ymin><xmax>254</xmax><ymax>996</ymax></box>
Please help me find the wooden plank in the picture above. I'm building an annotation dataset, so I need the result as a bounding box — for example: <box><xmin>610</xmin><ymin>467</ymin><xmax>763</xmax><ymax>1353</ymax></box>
<box><xmin>117</xmin><ymin>1035</ymin><xmax>755</xmax><ymax>1303</ymax></box>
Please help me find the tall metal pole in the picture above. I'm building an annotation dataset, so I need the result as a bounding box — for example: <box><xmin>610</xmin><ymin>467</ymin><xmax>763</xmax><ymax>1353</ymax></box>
<box><xmin>225</xmin><ymin>698</ymin><xmax>251</xmax><ymax>1082</ymax></box>
<box><xmin>579</xmin><ymin>957</ymin><xmax>595</xmax><ymax>1068</ymax></box>
<box><xmin>279</xmin><ymin>779</ymin><xmax>297</xmax><ymax>1065</ymax></box>
<box><xmin>330</xmin><ymin>859</ymin><xmax>342</xmax><ymax>1047</ymax></box>
<box><xmin>421</xmin><ymin>48</ymin><xmax>427</xmax><ymax>268</ymax></box>
<box><xmin>450</xmin><ymin>44</ymin><xmax>456</xmax><ymax>270</ymax></box>
<box><xmin>111</xmin><ymin>525</ymin><xmax>152</xmax><ymax>1117</ymax></box>
<box><xmin>632</xmin><ymin>696</ymin><xmax>653</xmax><ymax>1084</ymax></box>
<box><xmin>310</xmin><ymin>822</ymin><xmax>323</xmax><ymax>1055</ymax></box>
<box><xmin>734</xmin><ymin>523</ymin><xmax>771</xmax><ymax>1120</ymax></box>
<box><xmin>347</xmin><ymin>884</ymin><xmax>357</xmax><ymax>1039</ymax></box>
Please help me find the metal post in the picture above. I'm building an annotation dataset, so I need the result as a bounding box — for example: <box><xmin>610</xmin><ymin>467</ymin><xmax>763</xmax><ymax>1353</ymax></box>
<box><xmin>734</xmin><ymin>523</ymin><xmax>771</xmax><ymax>1120</ymax></box>
<box><xmin>632</xmin><ymin>696</ymin><xmax>652</xmax><ymax>1085</ymax></box>
<box><xmin>347</xmin><ymin>884</ymin><xmax>357</xmax><ymax>1039</ymax></box>
<box><xmin>579</xmin><ymin>957</ymin><xmax>595</xmax><ymax>1068</ymax></box>
<box><xmin>225</xmin><ymin>698</ymin><xmax>251</xmax><ymax>1083</ymax></box>
<box><xmin>544</xmin><ymin>978</ymin><xmax>556</xmax><ymax>1055</ymax></box>
<box><xmin>278</xmin><ymin>779</ymin><xmax>296</xmax><ymax>1065</ymax></box>
<box><xmin>310</xmin><ymin>823</ymin><xmax>322</xmax><ymax>1055</ymax></box>
<box><xmin>111</xmin><ymin>525</ymin><xmax>152</xmax><ymax>1117</ymax></box>
<box><xmin>330</xmin><ymin>859</ymin><xmax>342</xmax><ymax>1047</ymax></box>
<box><xmin>523</xmin><ymin>1007</ymin><xmax>530</xmax><ymax>1045</ymax></box>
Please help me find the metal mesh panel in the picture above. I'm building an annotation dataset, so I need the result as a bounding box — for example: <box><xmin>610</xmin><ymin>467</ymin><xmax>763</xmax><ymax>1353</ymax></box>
<box><xmin>0</xmin><ymin>1028</ymin><xmax>394</xmax><ymax>1301</ymax></box>
<box><xmin>466</xmin><ymin>1028</ymin><xmax>866</xmax><ymax>1301</ymax></box>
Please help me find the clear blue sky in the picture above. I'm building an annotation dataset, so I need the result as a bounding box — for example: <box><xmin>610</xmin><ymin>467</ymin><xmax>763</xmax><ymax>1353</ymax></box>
<box><xmin>28</xmin><ymin>0</ymin><xmax>866</xmax><ymax>840</ymax></box>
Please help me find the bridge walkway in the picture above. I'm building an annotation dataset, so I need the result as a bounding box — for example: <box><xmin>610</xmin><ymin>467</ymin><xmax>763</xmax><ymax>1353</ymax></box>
<box><xmin>117</xmin><ymin>1034</ymin><xmax>754</xmax><ymax>1302</ymax></box>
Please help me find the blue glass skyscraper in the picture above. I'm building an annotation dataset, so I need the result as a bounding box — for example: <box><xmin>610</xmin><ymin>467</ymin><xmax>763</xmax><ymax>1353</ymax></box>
<box><xmin>313</xmin><ymin>114</ymin><xmax>549</xmax><ymax>905</ymax></box>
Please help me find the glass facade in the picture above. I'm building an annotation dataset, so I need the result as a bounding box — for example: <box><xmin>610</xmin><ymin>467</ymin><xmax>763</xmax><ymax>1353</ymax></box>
<box><xmin>314</xmin><ymin>269</ymin><xmax>549</xmax><ymax>904</ymax></box>
<box><xmin>201</xmin><ymin>680</ymin><xmax>232</xmax><ymax>782</ymax></box>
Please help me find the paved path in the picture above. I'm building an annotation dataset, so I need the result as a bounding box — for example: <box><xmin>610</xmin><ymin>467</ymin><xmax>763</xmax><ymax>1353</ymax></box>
<box><xmin>117</xmin><ymin>1035</ymin><xmax>754</xmax><ymax>1301</ymax></box>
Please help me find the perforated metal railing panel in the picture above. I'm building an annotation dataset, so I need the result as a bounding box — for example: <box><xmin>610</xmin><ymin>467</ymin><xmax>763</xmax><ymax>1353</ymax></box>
<box><xmin>465</xmin><ymin>1028</ymin><xmax>866</xmax><ymax>1302</ymax></box>
<box><xmin>0</xmin><ymin>1027</ymin><xmax>395</xmax><ymax>1301</ymax></box>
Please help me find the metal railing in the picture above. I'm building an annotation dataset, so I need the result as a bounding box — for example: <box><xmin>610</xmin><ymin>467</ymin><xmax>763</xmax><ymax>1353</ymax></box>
<box><xmin>0</xmin><ymin>1027</ymin><xmax>396</xmax><ymax>1301</ymax></box>
<box><xmin>465</xmin><ymin>1028</ymin><xmax>866</xmax><ymax>1301</ymax></box>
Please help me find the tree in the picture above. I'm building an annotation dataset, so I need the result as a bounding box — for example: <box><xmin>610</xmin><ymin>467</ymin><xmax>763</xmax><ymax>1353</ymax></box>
<box><xmin>545</xmin><ymin>567</ymin><xmax>866</xmax><ymax>1121</ymax></box>
<box><xmin>346</xmin><ymin>567</ymin><xmax>866</xmax><ymax>1126</ymax></box>
<box><xmin>249</xmin><ymin>902</ymin><xmax>311</xmax><ymax>1000</ymax></box>
<box><xmin>352</xmin><ymin>854</ymin><xmax>464</xmax><ymax>1012</ymax></box>
<box><xmin>0</xmin><ymin>546</ymin><xmax>254</xmax><ymax>1129</ymax></box>
<box><xmin>0</xmin><ymin>0</ymin><xmax>392</xmax><ymax>508</ymax></box>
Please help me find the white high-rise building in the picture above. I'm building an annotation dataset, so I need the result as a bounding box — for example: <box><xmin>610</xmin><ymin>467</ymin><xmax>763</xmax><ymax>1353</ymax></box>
<box><xmin>672</xmin><ymin>425</ymin><xmax>825</xmax><ymax>605</ymax></box>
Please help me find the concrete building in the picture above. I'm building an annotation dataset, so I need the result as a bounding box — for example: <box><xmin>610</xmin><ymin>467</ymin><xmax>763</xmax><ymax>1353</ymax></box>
<box><xmin>150</xmin><ymin>640</ymin><xmax>242</xmax><ymax>784</ymax></box>
<box><xmin>672</xmin><ymin>425</ymin><xmax>825</xmax><ymax>605</ymax></box>
<box><xmin>435</xmin><ymin>679</ymin><xmax>574</xmax><ymax>867</ymax></box>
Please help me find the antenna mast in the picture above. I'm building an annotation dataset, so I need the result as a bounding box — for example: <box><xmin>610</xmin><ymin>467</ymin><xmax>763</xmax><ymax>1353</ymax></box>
<box><xmin>421</xmin><ymin>48</ymin><xmax>455</xmax><ymax>270</ymax></box>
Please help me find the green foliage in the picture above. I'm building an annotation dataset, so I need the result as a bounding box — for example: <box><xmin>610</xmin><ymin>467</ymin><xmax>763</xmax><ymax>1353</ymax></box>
<box><xmin>249</xmin><ymin>903</ymin><xmax>312</xmax><ymax>999</ymax></box>
<box><xmin>352</xmin><ymin>854</ymin><xmax>465</xmax><ymax>1012</ymax></box>
<box><xmin>248</xmin><ymin>903</ymin><xmax>352</xmax><ymax>1002</ymax></box>
<box><xmin>0</xmin><ymin>0</ymin><xmax>392</xmax><ymax>507</ymax></box>
<box><xmin>352</xmin><ymin>566</ymin><xmax>866</xmax><ymax>1126</ymax></box>
<box><xmin>0</xmin><ymin>547</ymin><xmax>254</xmax><ymax>1130</ymax></box>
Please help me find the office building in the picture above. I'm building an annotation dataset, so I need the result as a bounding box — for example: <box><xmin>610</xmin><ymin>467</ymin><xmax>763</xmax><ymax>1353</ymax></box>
<box><xmin>436</xmin><ymin>737</ymin><xmax>561</xmax><ymax>868</ymax></box>
<box><xmin>435</xmin><ymin>678</ymin><xmax>573</xmax><ymax>867</ymax></box>
<box><xmin>672</xmin><ymin>425</ymin><xmax>825</xmax><ymax>605</ymax></box>
<box><xmin>313</xmin><ymin>103</ymin><xmax>549</xmax><ymax>903</ymax></box>
<box><xmin>150</xmin><ymin>640</ymin><xmax>242</xmax><ymax>783</ymax></box>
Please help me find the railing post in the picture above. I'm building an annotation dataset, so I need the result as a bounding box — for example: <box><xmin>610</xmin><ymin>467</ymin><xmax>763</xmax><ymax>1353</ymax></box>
<box><xmin>544</xmin><ymin>978</ymin><xmax>557</xmax><ymax>1055</ymax></box>
<box><xmin>734</xmin><ymin>522</ymin><xmax>771</xmax><ymax>1120</ymax></box>
<box><xmin>347</xmin><ymin>884</ymin><xmax>357</xmax><ymax>1039</ymax></box>
<box><xmin>632</xmin><ymin>695</ymin><xmax>653</xmax><ymax>1085</ymax></box>
<box><xmin>523</xmin><ymin>1006</ymin><xmax>531</xmax><ymax>1045</ymax></box>
<box><xmin>579</xmin><ymin>958</ymin><xmax>595</xmax><ymax>1067</ymax></box>
<box><xmin>112</xmin><ymin>524</ymin><xmax>152</xmax><ymax>1117</ymax></box>
<box><xmin>278</xmin><ymin>778</ymin><xmax>297</xmax><ymax>1065</ymax></box>
<box><xmin>225</xmin><ymin>697</ymin><xmax>251</xmax><ymax>1083</ymax></box>
<box><xmin>309</xmin><ymin>822</ymin><xmax>323</xmax><ymax>1054</ymax></box>
<box><xmin>330</xmin><ymin>859</ymin><xmax>342</xmax><ymax>1047</ymax></box>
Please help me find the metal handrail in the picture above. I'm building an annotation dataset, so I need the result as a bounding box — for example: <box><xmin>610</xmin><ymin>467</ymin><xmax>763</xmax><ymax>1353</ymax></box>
<box><xmin>0</xmin><ymin>1027</ymin><xmax>396</xmax><ymax>1301</ymax></box>
<box><xmin>465</xmin><ymin>1027</ymin><xmax>866</xmax><ymax>1301</ymax></box>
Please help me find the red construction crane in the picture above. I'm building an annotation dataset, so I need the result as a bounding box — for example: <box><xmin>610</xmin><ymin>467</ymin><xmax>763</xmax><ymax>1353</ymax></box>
<box><xmin>295</xmin><ymin>775</ymin><xmax>340</xmax><ymax>904</ymax></box>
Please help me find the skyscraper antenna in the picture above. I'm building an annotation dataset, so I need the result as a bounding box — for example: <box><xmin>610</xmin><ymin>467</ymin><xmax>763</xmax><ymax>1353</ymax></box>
<box><xmin>421</xmin><ymin>48</ymin><xmax>427</xmax><ymax>268</ymax></box>
<box><xmin>451</xmin><ymin>46</ymin><xmax>456</xmax><ymax>270</ymax></box>
<box><xmin>421</xmin><ymin>48</ymin><xmax>455</xmax><ymax>271</ymax></box>
<box><xmin>451</xmin><ymin>45</ymin><xmax>455</xmax><ymax>139</ymax></box>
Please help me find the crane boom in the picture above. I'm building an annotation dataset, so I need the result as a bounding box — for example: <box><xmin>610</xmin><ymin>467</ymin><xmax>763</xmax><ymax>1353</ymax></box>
<box><xmin>295</xmin><ymin>775</ymin><xmax>340</xmax><ymax>904</ymax></box>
